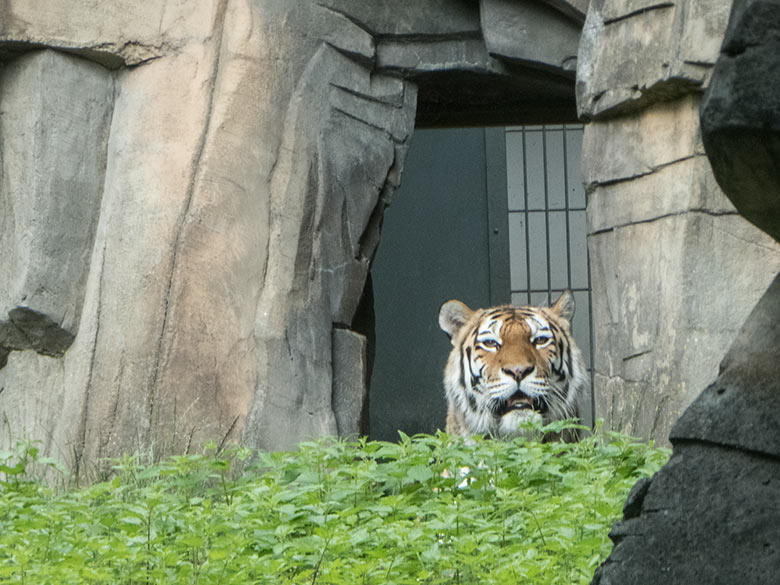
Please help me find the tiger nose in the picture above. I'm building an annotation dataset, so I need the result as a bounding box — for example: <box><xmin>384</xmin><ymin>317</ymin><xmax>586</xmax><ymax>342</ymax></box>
<box><xmin>503</xmin><ymin>365</ymin><xmax>534</xmax><ymax>381</ymax></box>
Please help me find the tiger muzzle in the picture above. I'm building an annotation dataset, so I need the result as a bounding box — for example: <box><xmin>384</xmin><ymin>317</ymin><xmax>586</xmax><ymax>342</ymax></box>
<box><xmin>495</xmin><ymin>390</ymin><xmax>548</xmax><ymax>416</ymax></box>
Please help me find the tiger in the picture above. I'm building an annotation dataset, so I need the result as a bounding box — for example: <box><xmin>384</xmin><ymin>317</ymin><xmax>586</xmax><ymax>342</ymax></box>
<box><xmin>438</xmin><ymin>290</ymin><xmax>586</xmax><ymax>442</ymax></box>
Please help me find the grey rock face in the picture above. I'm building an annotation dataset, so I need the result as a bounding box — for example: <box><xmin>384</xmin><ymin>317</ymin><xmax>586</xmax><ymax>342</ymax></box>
<box><xmin>481</xmin><ymin>0</ymin><xmax>582</xmax><ymax>71</ymax></box>
<box><xmin>593</xmin><ymin>0</ymin><xmax>780</xmax><ymax>582</ymax></box>
<box><xmin>594</xmin><ymin>275</ymin><xmax>780</xmax><ymax>585</ymax></box>
<box><xmin>577</xmin><ymin>0</ymin><xmax>731</xmax><ymax>119</ymax></box>
<box><xmin>700</xmin><ymin>0</ymin><xmax>780</xmax><ymax>242</ymax></box>
<box><xmin>672</xmin><ymin>276</ymin><xmax>780</xmax><ymax>458</ymax></box>
<box><xmin>578</xmin><ymin>0</ymin><xmax>780</xmax><ymax>445</ymax></box>
<box><xmin>592</xmin><ymin>442</ymin><xmax>780</xmax><ymax>585</ymax></box>
<box><xmin>583</xmin><ymin>93</ymin><xmax>780</xmax><ymax>442</ymax></box>
<box><xmin>331</xmin><ymin>328</ymin><xmax>368</xmax><ymax>440</ymax></box>
<box><xmin>691</xmin><ymin>0</ymin><xmax>780</xmax><ymax>455</ymax></box>
<box><xmin>244</xmin><ymin>37</ymin><xmax>417</xmax><ymax>451</ymax></box>
<box><xmin>0</xmin><ymin>50</ymin><xmax>113</xmax><ymax>361</ymax></box>
<box><xmin>593</xmin><ymin>279</ymin><xmax>780</xmax><ymax>585</ymax></box>
<box><xmin>588</xmin><ymin>208</ymin><xmax>779</xmax><ymax>440</ymax></box>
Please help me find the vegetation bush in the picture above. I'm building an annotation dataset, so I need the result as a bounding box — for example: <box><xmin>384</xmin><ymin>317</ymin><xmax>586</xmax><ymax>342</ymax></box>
<box><xmin>0</xmin><ymin>421</ymin><xmax>668</xmax><ymax>585</ymax></box>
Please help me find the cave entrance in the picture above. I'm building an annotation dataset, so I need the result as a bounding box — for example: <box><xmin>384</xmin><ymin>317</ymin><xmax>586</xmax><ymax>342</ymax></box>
<box><xmin>368</xmin><ymin>124</ymin><xmax>594</xmax><ymax>441</ymax></box>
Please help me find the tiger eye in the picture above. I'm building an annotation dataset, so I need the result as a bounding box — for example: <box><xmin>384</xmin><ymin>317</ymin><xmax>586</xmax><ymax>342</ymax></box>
<box><xmin>532</xmin><ymin>336</ymin><xmax>553</xmax><ymax>348</ymax></box>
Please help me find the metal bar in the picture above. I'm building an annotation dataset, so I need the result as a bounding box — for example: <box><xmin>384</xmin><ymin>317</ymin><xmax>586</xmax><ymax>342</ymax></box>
<box><xmin>563</xmin><ymin>126</ymin><xmax>573</xmax><ymax>291</ymax></box>
<box><xmin>507</xmin><ymin>124</ymin><xmax>596</xmax><ymax>427</ymax></box>
<box><xmin>521</xmin><ymin>288</ymin><xmax>590</xmax><ymax>293</ymax></box>
<box><xmin>543</xmin><ymin>126</ymin><xmax>552</xmax><ymax>306</ymax></box>
<box><xmin>522</xmin><ymin>127</ymin><xmax>532</xmax><ymax>306</ymax></box>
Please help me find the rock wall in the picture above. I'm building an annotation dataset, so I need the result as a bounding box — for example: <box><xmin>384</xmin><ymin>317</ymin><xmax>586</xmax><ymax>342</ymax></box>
<box><xmin>5</xmin><ymin>0</ymin><xmax>769</xmax><ymax>473</ymax></box>
<box><xmin>0</xmin><ymin>0</ymin><xmax>582</xmax><ymax>472</ymax></box>
<box><xmin>578</xmin><ymin>0</ymin><xmax>780</xmax><ymax>443</ymax></box>
<box><xmin>0</xmin><ymin>2</ymin><xmax>418</xmax><ymax>471</ymax></box>
<box><xmin>592</xmin><ymin>1</ymin><xmax>780</xmax><ymax>581</ymax></box>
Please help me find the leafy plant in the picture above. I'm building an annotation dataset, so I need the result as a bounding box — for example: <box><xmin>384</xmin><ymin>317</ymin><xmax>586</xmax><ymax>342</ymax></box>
<box><xmin>0</xmin><ymin>421</ymin><xmax>669</xmax><ymax>584</ymax></box>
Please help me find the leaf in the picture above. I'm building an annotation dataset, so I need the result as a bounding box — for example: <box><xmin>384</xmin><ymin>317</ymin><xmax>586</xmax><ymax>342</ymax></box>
<box><xmin>119</xmin><ymin>515</ymin><xmax>144</xmax><ymax>526</ymax></box>
<box><xmin>404</xmin><ymin>465</ymin><xmax>434</xmax><ymax>485</ymax></box>
<box><xmin>421</xmin><ymin>542</ymin><xmax>441</xmax><ymax>562</ymax></box>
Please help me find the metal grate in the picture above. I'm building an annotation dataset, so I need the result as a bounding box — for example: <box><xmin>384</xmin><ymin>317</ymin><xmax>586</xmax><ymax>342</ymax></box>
<box><xmin>505</xmin><ymin>124</ymin><xmax>596</xmax><ymax>427</ymax></box>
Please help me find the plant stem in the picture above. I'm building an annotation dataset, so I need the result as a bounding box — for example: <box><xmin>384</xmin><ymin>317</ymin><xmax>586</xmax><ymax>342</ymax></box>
<box><xmin>528</xmin><ymin>508</ymin><xmax>547</xmax><ymax>547</ymax></box>
<box><xmin>311</xmin><ymin>534</ymin><xmax>333</xmax><ymax>585</ymax></box>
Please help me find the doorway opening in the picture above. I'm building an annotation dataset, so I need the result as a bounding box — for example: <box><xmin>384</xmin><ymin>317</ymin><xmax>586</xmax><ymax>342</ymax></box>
<box><xmin>368</xmin><ymin>125</ymin><xmax>594</xmax><ymax>441</ymax></box>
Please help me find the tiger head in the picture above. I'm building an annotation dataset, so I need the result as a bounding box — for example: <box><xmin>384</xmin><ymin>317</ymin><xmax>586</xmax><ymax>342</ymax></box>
<box><xmin>438</xmin><ymin>291</ymin><xmax>586</xmax><ymax>440</ymax></box>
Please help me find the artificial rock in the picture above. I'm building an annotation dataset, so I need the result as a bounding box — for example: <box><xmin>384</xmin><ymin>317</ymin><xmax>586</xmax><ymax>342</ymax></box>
<box><xmin>331</xmin><ymin>328</ymin><xmax>368</xmax><ymax>440</ymax></box>
<box><xmin>2</xmin><ymin>0</ymin><xmax>775</xmax><ymax>509</ymax></box>
<box><xmin>0</xmin><ymin>0</ymin><xmax>582</xmax><ymax>467</ymax></box>
<box><xmin>480</xmin><ymin>0</ymin><xmax>582</xmax><ymax>71</ymax></box>
<box><xmin>700</xmin><ymin>0</ymin><xmax>780</xmax><ymax>242</ymax></box>
<box><xmin>589</xmin><ymin>211</ymin><xmax>780</xmax><ymax>439</ymax></box>
<box><xmin>592</xmin><ymin>442</ymin><xmax>780</xmax><ymax>585</ymax></box>
<box><xmin>577</xmin><ymin>0</ymin><xmax>731</xmax><ymax>119</ymax></box>
<box><xmin>593</xmin><ymin>277</ymin><xmax>780</xmax><ymax>584</ymax></box>
<box><xmin>0</xmin><ymin>50</ymin><xmax>113</xmax><ymax>361</ymax></box>
<box><xmin>581</xmin><ymin>96</ymin><xmax>706</xmax><ymax>189</ymax></box>
<box><xmin>592</xmin><ymin>0</ymin><xmax>780</xmax><ymax>582</ymax></box>
<box><xmin>687</xmin><ymin>0</ymin><xmax>780</xmax><ymax>454</ymax></box>
<box><xmin>583</xmin><ymin>90</ymin><xmax>780</xmax><ymax>443</ymax></box>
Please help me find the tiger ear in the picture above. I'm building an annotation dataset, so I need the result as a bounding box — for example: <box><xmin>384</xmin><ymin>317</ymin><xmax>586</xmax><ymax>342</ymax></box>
<box><xmin>439</xmin><ymin>300</ymin><xmax>474</xmax><ymax>341</ymax></box>
<box><xmin>551</xmin><ymin>290</ymin><xmax>575</xmax><ymax>322</ymax></box>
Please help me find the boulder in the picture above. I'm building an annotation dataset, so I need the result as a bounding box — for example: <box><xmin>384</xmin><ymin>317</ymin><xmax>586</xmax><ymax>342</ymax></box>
<box><xmin>700</xmin><ymin>0</ymin><xmax>780</xmax><ymax>242</ymax></box>
<box><xmin>592</xmin><ymin>440</ymin><xmax>780</xmax><ymax>585</ymax></box>
<box><xmin>593</xmin><ymin>0</ymin><xmax>780</xmax><ymax>582</ymax></box>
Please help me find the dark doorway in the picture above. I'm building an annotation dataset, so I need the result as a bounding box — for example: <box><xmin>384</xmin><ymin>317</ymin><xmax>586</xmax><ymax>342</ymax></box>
<box><xmin>368</xmin><ymin>128</ymin><xmax>509</xmax><ymax>441</ymax></box>
<box><xmin>369</xmin><ymin>125</ymin><xmax>593</xmax><ymax>440</ymax></box>
<box><xmin>368</xmin><ymin>124</ymin><xmax>594</xmax><ymax>441</ymax></box>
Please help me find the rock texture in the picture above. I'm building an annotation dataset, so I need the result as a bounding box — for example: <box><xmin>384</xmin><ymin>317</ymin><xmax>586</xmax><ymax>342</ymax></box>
<box><xmin>577</xmin><ymin>0</ymin><xmax>730</xmax><ymax>119</ymax></box>
<box><xmin>331</xmin><ymin>328</ymin><xmax>369</xmax><ymax>440</ymax></box>
<box><xmin>0</xmin><ymin>0</ymin><xmax>582</xmax><ymax>469</ymax></box>
<box><xmin>593</xmin><ymin>440</ymin><xmax>780</xmax><ymax>585</ymax></box>
<box><xmin>578</xmin><ymin>0</ymin><xmax>780</xmax><ymax>443</ymax></box>
<box><xmin>0</xmin><ymin>51</ymin><xmax>113</xmax><ymax>364</ymax></box>
<box><xmin>593</xmin><ymin>276</ymin><xmax>780</xmax><ymax>585</ymax></box>
<box><xmin>700</xmin><ymin>0</ymin><xmax>780</xmax><ymax>242</ymax></box>
<box><xmin>592</xmin><ymin>0</ymin><xmax>780</xmax><ymax>582</ymax></box>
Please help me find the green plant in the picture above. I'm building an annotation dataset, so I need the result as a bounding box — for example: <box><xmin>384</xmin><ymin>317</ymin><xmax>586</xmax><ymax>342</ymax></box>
<box><xmin>0</xmin><ymin>421</ymin><xmax>669</xmax><ymax>584</ymax></box>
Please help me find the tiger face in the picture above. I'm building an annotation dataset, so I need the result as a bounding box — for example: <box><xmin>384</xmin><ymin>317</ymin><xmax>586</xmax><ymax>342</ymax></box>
<box><xmin>438</xmin><ymin>291</ymin><xmax>586</xmax><ymax>441</ymax></box>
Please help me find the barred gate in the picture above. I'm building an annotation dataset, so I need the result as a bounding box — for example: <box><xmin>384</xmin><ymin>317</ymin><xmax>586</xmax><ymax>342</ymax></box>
<box><xmin>504</xmin><ymin>125</ymin><xmax>595</xmax><ymax>427</ymax></box>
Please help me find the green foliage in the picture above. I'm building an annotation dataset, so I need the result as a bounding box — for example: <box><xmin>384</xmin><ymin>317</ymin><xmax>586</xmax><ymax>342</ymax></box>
<box><xmin>0</xmin><ymin>422</ymin><xmax>669</xmax><ymax>585</ymax></box>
